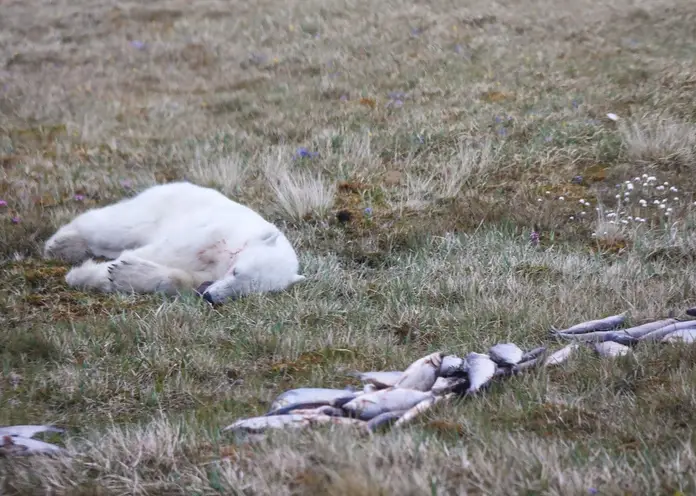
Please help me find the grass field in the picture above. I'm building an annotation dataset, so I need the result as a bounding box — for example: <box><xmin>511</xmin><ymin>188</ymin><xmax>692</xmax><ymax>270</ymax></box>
<box><xmin>2</xmin><ymin>0</ymin><xmax>696</xmax><ymax>493</ymax></box>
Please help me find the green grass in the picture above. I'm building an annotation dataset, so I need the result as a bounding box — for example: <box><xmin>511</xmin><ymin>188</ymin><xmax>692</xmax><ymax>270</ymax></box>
<box><xmin>2</xmin><ymin>0</ymin><xmax>696</xmax><ymax>493</ymax></box>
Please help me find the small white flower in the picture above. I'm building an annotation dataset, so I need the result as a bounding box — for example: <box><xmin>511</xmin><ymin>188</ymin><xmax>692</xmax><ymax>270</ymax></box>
<box><xmin>606</xmin><ymin>113</ymin><xmax>619</xmax><ymax>121</ymax></box>
<box><xmin>634</xmin><ymin>177</ymin><xmax>641</xmax><ymax>182</ymax></box>
<box><xmin>653</xmin><ymin>200</ymin><xmax>661</xmax><ymax>205</ymax></box>
<box><xmin>662</xmin><ymin>199</ymin><xmax>667</xmax><ymax>203</ymax></box>
<box><xmin>558</xmin><ymin>196</ymin><xmax>565</xmax><ymax>200</ymax></box>
<box><xmin>546</xmin><ymin>191</ymin><xmax>551</xmax><ymax>195</ymax></box>
<box><xmin>667</xmin><ymin>208</ymin><xmax>673</xmax><ymax>212</ymax></box>
<box><xmin>664</xmin><ymin>182</ymin><xmax>669</xmax><ymax>186</ymax></box>
<box><xmin>579</xmin><ymin>199</ymin><xmax>585</xmax><ymax>204</ymax></box>
<box><xmin>659</xmin><ymin>204</ymin><xmax>666</xmax><ymax>209</ymax></box>
<box><xmin>609</xmin><ymin>220</ymin><xmax>616</xmax><ymax>224</ymax></box>
<box><xmin>569</xmin><ymin>216</ymin><xmax>574</xmax><ymax>220</ymax></box>
<box><xmin>621</xmin><ymin>219</ymin><xmax>628</xmax><ymax>224</ymax></box>
<box><xmin>642</xmin><ymin>173</ymin><xmax>648</xmax><ymax>178</ymax></box>
<box><xmin>656</xmin><ymin>185</ymin><xmax>665</xmax><ymax>191</ymax></box>
<box><xmin>670</xmin><ymin>186</ymin><xmax>678</xmax><ymax>192</ymax></box>
<box><xmin>647</xmin><ymin>176</ymin><xmax>656</xmax><ymax>182</ymax></box>
<box><xmin>627</xmin><ymin>216</ymin><xmax>633</xmax><ymax>220</ymax></box>
<box><xmin>627</xmin><ymin>183</ymin><xmax>634</xmax><ymax>191</ymax></box>
<box><xmin>640</xmin><ymin>218</ymin><xmax>646</xmax><ymax>222</ymax></box>
<box><xmin>581</xmin><ymin>211</ymin><xmax>586</xmax><ymax>216</ymax></box>
<box><xmin>591</xmin><ymin>232</ymin><xmax>597</xmax><ymax>236</ymax></box>
<box><xmin>674</xmin><ymin>197</ymin><xmax>679</xmax><ymax>201</ymax></box>
<box><xmin>537</xmin><ymin>198</ymin><xmax>543</xmax><ymax>202</ymax></box>
<box><xmin>615</xmin><ymin>194</ymin><xmax>620</xmax><ymax>199</ymax></box>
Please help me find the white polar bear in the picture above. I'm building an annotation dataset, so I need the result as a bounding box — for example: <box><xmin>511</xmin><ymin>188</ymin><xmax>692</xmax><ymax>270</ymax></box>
<box><xmin>43</xmin><ymin>181</ymin><xmax>306</xmax><ymax>304</ymax></box>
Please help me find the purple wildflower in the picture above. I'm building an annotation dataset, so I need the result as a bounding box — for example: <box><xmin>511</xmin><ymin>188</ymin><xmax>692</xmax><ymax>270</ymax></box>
<box><xmin>544</xmin><ymin>136</ymin><xmax>553</xmax><ymax>143</ymax></box>
<box><xmin>120</xmin><ymin>179</ymin><xmax>132</xmax><ymax>189</ymax></box>
<box><xmin>74</xmin><ymin>194</ymin><xmax>85</xmax><ymax>201</ymax></box>
<box><xmin>340</xmin><ymin>95</ymin><xmax>348</xmax><ymax>101</ymax></box>
<box><xmin>294</xmin><ymin>147</ymin><xmax>319</xmax><ymax>160</ymax></box>
<box><xmin>130</xmin><ymin>40</ymin><xmax>146</xmax><ymax>50</ymax></box>
<box><xmin>364</xmin><ymin>207</ymin><xmax>373</xmax><ymax>216</ymax></box>
<box><xmin>530</xmin><ymin>230</ymin><xmax>540</xmax><ymax>246</ymax></box>
<box><xmin>588</xmin><ymin>489</ymin><xmax>598</xmax><ymax>495</ymax></box>
<box><xmin>0</xmin><ymin>200</ymin><xmax>7</xmax><ymax>207</ymax></box>
<box><xmin>10</xmin><ymin>216</ymin><xmax>20</xmax><ymax>224</ymax></box>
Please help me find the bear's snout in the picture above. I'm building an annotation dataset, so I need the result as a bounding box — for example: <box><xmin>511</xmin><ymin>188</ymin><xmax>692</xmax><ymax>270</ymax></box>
<box><xmin>196</xmin><ymin>281</ymin><xmax>214</xmax><ymax>296</ymax></box>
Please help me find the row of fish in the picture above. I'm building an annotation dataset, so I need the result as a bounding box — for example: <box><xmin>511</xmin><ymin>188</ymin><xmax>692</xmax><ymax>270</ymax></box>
<box><xmin>222</xmin><ymin>342</ymin><xmax>584</xmax><ymax>435</ymax></box>
<box><xmin>4</xmin><ymin>308</ymin><xmax>695</xmax><ymax>455</ymax></box>
<box><xmin>224</xmin><ymin>307</ymin><xmax>696</xmax><ymax>436</ymax></box>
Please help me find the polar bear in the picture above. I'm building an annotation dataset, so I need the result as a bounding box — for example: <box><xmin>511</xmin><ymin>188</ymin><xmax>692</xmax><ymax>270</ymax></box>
<box><xmin>43</xmin><ymin>181</ymin><xmax>306</xmax><ymax>304</ymax></box>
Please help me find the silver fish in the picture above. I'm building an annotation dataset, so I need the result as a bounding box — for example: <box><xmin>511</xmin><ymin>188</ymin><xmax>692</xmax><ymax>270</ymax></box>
<box><xmin>393</xmin><ymin>394</ymin><xmax>448</xmax><ymax>429</ymax></box>
<box><xmin>555</xmin><ymin>318</ymin><xmax>678</xmax><ymax>342</ymax></box>
<box><xmin>223</xmin><ymin>413</ymin><xmax>363</xmax><ymax>434</ymax></box>
<box><xmin>341</xmin><ymin>387</ymin><xmax>433</xmax><ymax>420</ymax></box>
<box><xmin>520</xmin><ymin>346</ymin><xmax>547</xmax><ymax>362</ymax></box>
<box><xmin>662</xmin><ymin>328</ymin><xmax>696</xmax><ymax>344</ymax></box>
<box><xmin>393</xmin><ymin>352</ymin><xmax>443</xmax><ymax>392</ymax></box>
<box><xmin>365</xmin><ymin>410</ymin><xmax>407</xmax><ymax>432</ymax></box>
<box><xmin>269</xmin><ymin>387</ymin><xmax>357</xmax><ymax>411</ymax></box>
<box><xmin>552</xmin><ymin>312</ymin><xmax>626</xmax><ymax>334</ymax></box>
<box><xmin>592</xmin><ymin>341</ymin><xmax>632</xmax><ymax>357</ymax></box>
<box><xmin>543</xmin><ymin>343</ymin><xmax>580</xmax><ymax>367</ymax></box>
<box><xmin>488</xmin><ymin>343</ymin><xmax>524</xmax><ymax>366</ymax></box>
<box><xmin>431</xmin><ymin>376</ymin><xmax>468</xmax><ymax>395</ymax></box>
<box><xmin>0</xmin><ymin>425</ymin><xmax>64</xmax><ymax>438</ymax></box>
<box><xmin>347</xmin><ymin>371</ymin><xmax>403</xmax><ymax>389</ymax></box>
<box><xmin>601</xmin><ymin>332</ymin><xmax>639</xmax><ymax>346</ymax></box>
<box><xmin>286</xmin><ymin>406</ymin><xmax>346</xmax><ymax>417</ymax></box>
<box><xmin>267</xmin><ymin>400</ymin><xmax>346</xmax><ymax>416</ymax></box>
<box><xmin>464</xmin><ymin>352</ymin><xmax>497</xmax><ymax>394</ymax></box>
<box><xmin>639</xmin><ymin>321</ymin><xmax>696</xmax><ymax>342</ymax></box>
<box><xmin>363</xmin><ymin>384</ymin><xmax>378</xmax><ymax>394</ymax></box>
<box><xmin>439</xmin><ymin>355</ymin><xmax>467</xmax><ymax>377</ymax></box>
<box><xmin>0</xmin><ymin>435</ymin><xmax>66</xmax><ymax>456</ymax></box>
<box><xmin>494</xmin><ymin>356</ymin><xmax>542</xmax><ymax>377</ymax></box>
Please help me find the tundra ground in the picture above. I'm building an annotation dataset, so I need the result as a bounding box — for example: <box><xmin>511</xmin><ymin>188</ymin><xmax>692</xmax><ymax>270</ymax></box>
<box><xmin>2</xmin><ymin>0</ymin><xmax>696</xmax><ymax>494</ymax></box>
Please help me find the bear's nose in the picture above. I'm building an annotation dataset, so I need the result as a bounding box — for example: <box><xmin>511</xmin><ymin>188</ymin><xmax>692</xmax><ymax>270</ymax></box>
<box><xmin>196</xmin><ymin>281</ymin><xmax>214</xmax><ymax>295</ymax></box>
<box><xmin>202</xmin><ymin>291</ymin><xmax>215</xmax><ymax>304</ymax></box>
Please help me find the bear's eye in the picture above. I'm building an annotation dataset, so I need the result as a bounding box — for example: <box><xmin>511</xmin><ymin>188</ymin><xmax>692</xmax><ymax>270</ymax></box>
<box><xmin>232</xmin><ymin>267</ymin><xmax>239</xmax><ymax>277</ymax></box>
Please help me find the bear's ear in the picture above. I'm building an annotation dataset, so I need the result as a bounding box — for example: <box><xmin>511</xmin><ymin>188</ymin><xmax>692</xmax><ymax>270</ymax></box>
<box><xmin>258</xmin><ymin>230</ymin><xmax>280</xmax><ymax>246</ymax></box>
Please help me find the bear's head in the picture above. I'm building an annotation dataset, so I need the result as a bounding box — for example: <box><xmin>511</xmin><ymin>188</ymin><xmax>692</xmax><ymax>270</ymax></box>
<box><xmin>197</xmin><ymin>229</ymin><xmax>306</xmax><ymax>304</ymax></box>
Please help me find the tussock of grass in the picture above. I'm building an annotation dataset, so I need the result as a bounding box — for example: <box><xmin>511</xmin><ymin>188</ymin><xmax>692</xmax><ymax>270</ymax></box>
<box><xmin>620</xmin><ymin>115</ymin><xmax>696</xmax><ymax>168</ymax></box>
<box><xmin>2</xmin><ymin>0</ymin><xmax>696</xmax><ymax>493</ymax></box>
<box><xmin>264</xmin><ymin>153</ymin><xmax>337</xmax><ymax>223</ymax></box>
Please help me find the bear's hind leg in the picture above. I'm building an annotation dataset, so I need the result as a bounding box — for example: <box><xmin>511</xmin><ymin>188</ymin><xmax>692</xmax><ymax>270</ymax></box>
<box><xmin>107</xmin><ymin>251</ymin><xmax>196</xmax><ymax>295</ymax></box>
<box><xmin>65</xmin><ymin>253</ymin><xmax>196</xmax><ymax>296</ymax></box>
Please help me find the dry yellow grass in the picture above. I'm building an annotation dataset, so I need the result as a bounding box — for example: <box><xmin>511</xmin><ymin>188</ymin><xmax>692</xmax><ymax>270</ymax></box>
<box><xmin>2</xmin><ymin>0</ymin><xmax>696</xmax><ymax>493</ymax></box>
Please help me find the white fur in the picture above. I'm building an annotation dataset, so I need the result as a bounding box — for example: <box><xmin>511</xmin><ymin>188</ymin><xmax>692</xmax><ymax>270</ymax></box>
<box><xmin>44</xmin><ymin>181</ymin><xmax>306</xmax><ymax>303</ymax></box>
